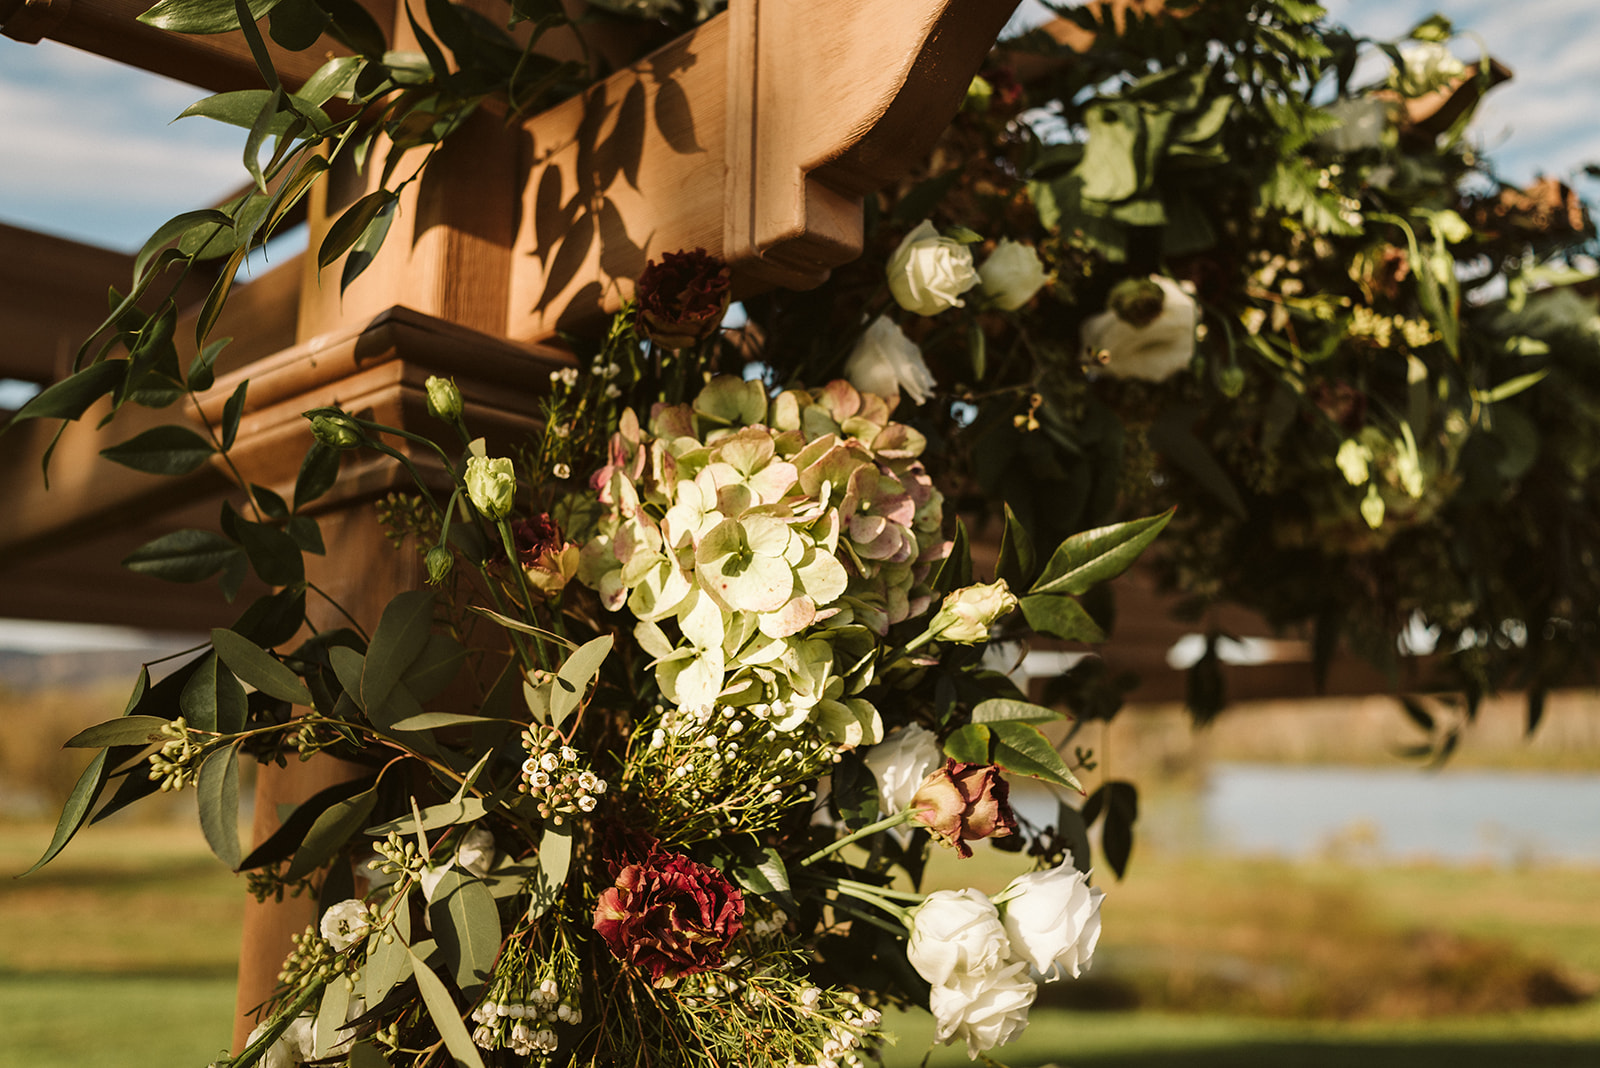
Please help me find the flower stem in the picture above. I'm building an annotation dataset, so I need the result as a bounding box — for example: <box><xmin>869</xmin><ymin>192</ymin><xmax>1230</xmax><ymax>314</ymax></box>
<box><xmin>798</xmin><ymin>810</ymin><xmax>917</xmax><ymax>868</ymax></box>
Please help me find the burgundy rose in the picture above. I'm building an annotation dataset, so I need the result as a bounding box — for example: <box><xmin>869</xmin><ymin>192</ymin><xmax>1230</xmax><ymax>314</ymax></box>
<box><xmin>593</xmin><ymin>848</ymin><xmax>745</xmax><ymax>985</ymax></box>
<box><xmin>910</xmin><ymin>760</ymin><xmax>1018</xmax><ymax>859</ymax></box>
<box><xmin>635</xmin><ymin>249</ymin><xmax>732</xmax><ymax>350</ymax></box>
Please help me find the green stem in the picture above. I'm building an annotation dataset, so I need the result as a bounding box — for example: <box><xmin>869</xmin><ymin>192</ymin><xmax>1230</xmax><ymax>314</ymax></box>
<box><xmin>798</xmin><ymin>810</ymin><xmax>917</xmax><ymax>867</ymax></box>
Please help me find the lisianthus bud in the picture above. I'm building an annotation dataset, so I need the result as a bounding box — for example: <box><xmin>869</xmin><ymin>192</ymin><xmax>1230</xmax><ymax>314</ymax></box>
<box><xmin>425</xmin><ymin>375</ymin><xmax>463</xmax><ymax>421</ymax></box>
<box><xmin>424</xmin><ymin>545</ymin><xmax>454</xmax><ymax>585</ymax></box>
<box><xmin>310</xmin><ymin>413</ymin><xmax>362</xmax><ymax>450</ymax></box>
<box><xmin>635</xmin><ymin>248</ymin><xmax>732</xmax><ymax>350</ymax></box>
<box><xmin>927</xmin><ymin>580</ymin><xmax>1018</xmax><ymax>644</ymax></box>
<box><xmin>887</xmin><ymin>220</ymin><xmax>980</xmax><ymax>317</ymax></box>
<box><xmin>911</xmin><ymin>759</ymin><xmax>1018</xmax><ymax>858</ymax></box>
<box><xmin>844</xmin><ymin>316</ymin><xmax>938</xmax><ymax>405</ymax></box>
<box><xmin>978</xmin><ymin>240</ymin><xmax>1049</xmax><ymax>311</ymax></box>
<box><xmin>593</xmin><ymin>848</ymin><xmax>745</xmax><ymax>986</ymax></box>
<box><xmin>465</xmin><ymin>455</ymin><xmax>516</xmax><ymax>519</ymax></box>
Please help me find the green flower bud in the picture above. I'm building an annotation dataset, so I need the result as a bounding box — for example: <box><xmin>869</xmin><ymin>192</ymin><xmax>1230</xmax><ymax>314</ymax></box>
<box><xmin>425</xmin><ymin>375</ymin><xmax>463</xmax><ymax>422</ymax></box>
<box><xmin>927</xmin><ymin>580</ymin><xmax>1018</xmax><ymax>644</ymax></box>
<box><xmin>424</xmin><ymin>545</ymin><xmax>454</xmax><ymax>585</ymax></box>
<box><xmin>1106</xmin><ymin>277</ymin><xmax>1167</xmax><ymax>328</ymax></box>
<box><xmin>309</xmin><ymin>413</ymin><xmax>363</xmax><ymax>450</ymax></box>
<box><xmin>465</xmin><ymin>454</ymin><xmax>517</xmax><ymax>519</ymax></box>
<box><xmin>1215</xmin><ymin>364</ymin><xmax>1246</xmax><ymax>398</ymax></box>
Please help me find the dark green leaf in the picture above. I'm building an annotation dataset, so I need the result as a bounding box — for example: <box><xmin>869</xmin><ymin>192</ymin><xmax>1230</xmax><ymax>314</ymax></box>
<box><xmin>362</xmin><ymin>590</ymin><xmax>435</xmax><ymax>715</ymax></box>
<box><xmin>287</xmin><ymin>515</ymin><xmax>326</xmax><ymax>555</ymax></box>
<box><xmin>196</xmin><ymin>245</ymin><xmax>247</xmax><ymax>347</ymax></box>
<box><xmin>231</xmin><ymin>587</ymin><xmax>307</xmax><ymax>647</ymax></box>
<box><xmin>179</xmin><ymin>652</ymin><xmax>247</xmax><ymax>733</ymax></box>
<box><xmin>100</xmin><ymin>424</ymin><xmax>216</xmax><ymax>476</ymax></box>
<box><xmin>139</xmin><ymin>0</ymin><xmax>281</xmax><ymax>33</ymax></box>
<box><xmin>211</xmin><ymin>627</ymin><xmax>312</xmax><ymax>704</ymax></box>
<box><xmin>400</xmin><ymin>633</ymin><xmax>465</xmax><ymax>703</ymax></box>
<box><xmin>285</xmin><ymin>786</ymin><xmax>378</xmax><ymax>880</ymax></box>
<box><xmin>1031</xmin><ymin>508</ymin><xmax>1174</xmax><ymax>596</ymax></box>
<box><xmin>318</xmin><ymin>190</ymin><xmax>398</xmax><ymax>270</ymax></box>
<box><xmin>1147</xmin><ymin>410</ymin><xmax>1246</xmax><ymax>519</ymax></box>
<box><xmin>728</xmin><ymin>844</ymin><xmax>796</xmax><ymax>913</ymax></box>
<box><xmin>10</xmin><ymin>360</ymin><xmax>127</xmax><ymax>424</ymax></box>
<box><xmin>233</xmin><ymin>0</ymin><xmax>283</xmax><ymax>89</ymax></box>
<box><xmin>197</xmin><ymin>743</ymin><xmax>242</xmax><ymax>869</ymax></box>
<box><xmin>133</xmin><ymin>209</ymin><xmax>232</xmax><ymax>287</ymax></box>
<box><xmin>294</xmin><ymin>441</ymin><xmax>342</xmax><ymax>511</ymax></box>
<box><xmin>242</xmin><ymin>86</ymin><xmax>283</xmax><ymax>193</ymax></box>
<box><xmin>187</xmin><ymin>337</ymin><xmax>230</xmax><ymax>393</ymax></box>
<box><xmin>300</xmin><ymin>56</ymin><xmax>365</xmax><ymax>106</ymax></box>
<box><xmin>63</xmin><ymin>714</ymin><xmax>171</xmax><ymax>748</ymax></box>
<box><xmin>233</xmin><ymin>517</ymin><xmax>305</xmax><ymax>586</ymax></box>
<box><xmin>330</xmin><ymin>646</ymin><xmax>366</xmax><ymax>709</ymax></box>
<box><xmin>995</xmin><ymin>504</ymin><xmax>1036</xmax><ymax>590</ymax></box>
<box><xmin>268</xmin><ymin>0</ymin><xmax>328</xmax><ymax>49</ymax></box>
<box><xmin>123</xmin><ymin>529</ymin><xmax>243</xmax><ymax>584</ymax></box>
<box><xmin>338</xmin><ymin>194</ymin><xmax>398</xmax><ymax>294</ymax></box>
<box><xmin>942</xmin><ymin>723</ymin><xmax>991</xmax><ymax>765</ymax></box>
<box><xmin>1186</xmin><ymin>637</ymin><xmax>1226</xmax><ymax>727</ymax></box>
<box><xmin>1020</xmin><ymin>593</ymin><xmax>1108</xmax><ymax>643</ymax></box>
<box><xmin>429</xmin><ymin>869</ymin><xmax>501</xmax><ymax>995</ymax></box>
<box><xmin>990</xmin><ymin>720</ymin><xmax>1082</xmax><ymax>792</ymax></box>
<box><xmin>404</xmin><ymin>945</ymin><xmax>487</xmax><ymax>1068</ymax></box>
<box><xmin>21</xmin><ymin>750</ymin><xmax>109</xmax><ymax>875</ymax></box>
<box><xmin>220</xmin><ymin>380</ymin><xmax>249</xmax><ymax>450</ymax></box>
<box><xmin>1083</xmin><ymin>780</ymin><xmax>1137</xmax><ymax>878</ymax></box>
<box><xmin>1055</xmin><ymin>800</ymin><xmax>1093</xmax><ymax>873</ymax></box>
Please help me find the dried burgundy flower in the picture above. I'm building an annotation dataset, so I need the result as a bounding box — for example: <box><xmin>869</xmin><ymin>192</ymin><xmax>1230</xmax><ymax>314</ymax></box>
<box><xmin>635</xmin><ymin>248</ymin><xmax>732</xmax><ymax>350</ymax></box>
<box><xmin>593</xmin><ymin>848</ymin><xmax>745</xmax><ymax>985</ymax></box>
<box><xmin>910</xmin><ymin>759</ymin><xmax>1018</xmax><ymax>859</ymax></box>
<box><xmin>512</xmin><ymin>514</ymin><xmax>563</xmax><ymax>566</ymax></box>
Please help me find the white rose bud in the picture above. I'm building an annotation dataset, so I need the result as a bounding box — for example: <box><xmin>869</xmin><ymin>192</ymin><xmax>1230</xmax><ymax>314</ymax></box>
<box><xmin>844</xmin><ymin>316</ymin><xmax>938</xmax><ymax>405</ymax></box>
<box><xmin>464</xmin><ymin>454</ymin><xmax>517</xmax><ymax>519</ymax></box>
<box><xmin>998</xmin><ymin>862</ymin><xmax>1105</xmax><ymax>980</ymax></box>
<box><xmin>1081</xmin><ymin>275</ymin><xmax>1199</xmax><ymax>382</ymax></box>
<box><xmin>906</xmin><ymin>888</ymin><xmax>1010</xmax><ymax>988</ymax></box>
<box><xmin>318</xmin><ymin>898</ymin><xmax>370</xmax><ymax>951</ymax></box>
<box><xmin>887</xmin><ymin>220</ymin><xmax>980</xmax><ymax>317</ymax></box>
<box><xmin>978</xmin><ymin>240</ymin><xmax>1049</xmax><ymax>311</ymax></box>
<box><xmin>455</xmin><ymin>825</ymin><xmax>497</xmax><ymax>878</ymax></box>
<box><xmin>927</xmin><ymin>580</ymin><xmax>1018</xmax><ymax>644</ymax></box>
<box><xmin>928</xmin><ymin>960</ymin><xmax>1037</xmax><ymax>1058</ymax></box>
<box><xmin>862</xmin><ymin>724</ymin><xmax>943</xmax><ymax>816</ymax></box>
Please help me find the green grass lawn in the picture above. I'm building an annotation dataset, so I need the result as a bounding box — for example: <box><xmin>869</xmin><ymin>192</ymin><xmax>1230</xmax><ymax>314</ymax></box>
<box><xmin>2</xmin><ymin>820</ymin><xmax>1597</xmax><ymax>1068</ymax></box>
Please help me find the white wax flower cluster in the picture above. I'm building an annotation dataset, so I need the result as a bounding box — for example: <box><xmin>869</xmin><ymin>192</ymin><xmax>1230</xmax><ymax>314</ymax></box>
<box><xmin>577</xmin><ymin>377</ymin><xmax>951</xmax><ymax>747</ymax></box>
<box><xmin>905</xmin><ymin>868</ymin><xmax>1104</xmax><ymax>1058</ymax></box>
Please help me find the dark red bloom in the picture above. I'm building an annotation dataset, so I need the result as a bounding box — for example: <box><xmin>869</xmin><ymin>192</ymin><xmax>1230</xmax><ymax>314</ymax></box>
<box><xmin>512</xmin><ymin>514</ymin><xmax>563</xmax><ymax>566</ymax></box>
<box><xmin>910</xmin><ymin>760</ymin><xmax>1018</xmax><ymax>859</ymax></box>
<box><xmin>635</xmin><ymin>249</ymin><xmax>732</xmax><ymax>350</ymax></box>
<box><xmin>593</xmin><ymin>848</ymin><xmax>745</xmax><ymax>986</ymax></box>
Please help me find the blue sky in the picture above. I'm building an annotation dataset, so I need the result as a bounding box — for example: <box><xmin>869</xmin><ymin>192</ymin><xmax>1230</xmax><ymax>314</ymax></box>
<box><xmin>2</xmin><ymin>1</ymin><xmax>1596</xmax><ymax>252</ymax></box>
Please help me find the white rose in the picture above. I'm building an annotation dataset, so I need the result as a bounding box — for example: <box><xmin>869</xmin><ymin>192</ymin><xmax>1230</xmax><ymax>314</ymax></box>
<box><xmin>1317</xmin><ymin>95</ymin><xmax>1390</xmax><ymax>154</ymax></box>
<box><xmin>1081</xmin><ymin>275</ymin><xmax>1199</xmax><ymax>382</ymax></box>
<box><xmin>863</xmin><ymin>724</ymin><xmax>943</xmax><ymax>816</ymax></box>
<box><xmin>906</xmin><ymin>888</ymin><xmax>1010</xmax><ymax>987</ymax></box>
<box><xmin>318</xmin><ymin>899</ymin><xmax>370</xmax><ymax>952</ymax></box>
<box><xmin>455</xmin><ymin>825</ymin><xmax>497</xmax><ymax>877</ymax></box>
<box><xmin>844</xmin><ymin>316</ymin><xmax>938</xmax><ymax>405</ymax></box>
<box><xmin>997</xmin><ymin>862</ymin><xmax>1105</xmax><ymax>980</ymax></box>
<box><xmin>929</xmin><ymin>960</ymin><xmax>1037</xmax><ymax>1057</ymax></box>
<box><xmin>978</xmin><ymin>240</ymin><xmax>1049</xmax><ymax>311</ymax></box>
<box><xmin>887</xmin><ymin>220</ymin><xmax>980</xmax><ymax>316</ymax></box>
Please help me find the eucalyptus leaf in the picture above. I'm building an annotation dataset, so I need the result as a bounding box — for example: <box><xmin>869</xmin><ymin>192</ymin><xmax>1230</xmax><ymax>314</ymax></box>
<box><xmin>528</xmin><ymin>824</ymin><xmax>571</xmax><ymax>922</ymax></box>
<box><xmin>363</xmin><ymin>590</ymin><xmax>435</xmax><ymax>716</ymax></box>
<box><xmin>404</xmin><ymin>944</ymin><xmax>487</xmax><ymax>1068</ymax></box>
<box><xmin>285</xmin><ymin>786</ymin><xmax>378</xmax><ymax>881</ymax></box>
<box><xmin>362</xmin><ymin>902</ymin><xmax>412</xmax><ymax>1006</ymax></box>
<box><xmin>63</xmin><ymin>714</ymin><xmax>171</xmax><ymax>749</ymax></box>
<box><xmin>197</xmin><ymin>743</ymin><xmax>243</xmax><ymax>869</ymax></box>
<box><xmin>428</xmin><ymin>869</ymin><xmax>501</xmax><ymax>994</ymax></box>
<box><xmin>21</xmin><ymin>750</ymin><xmax>109</xmax><ymax>876</ymax></box>
<box><xmin>551</xmin><ymin>634</ymin><xmax>612</xmax><ymax>728</ymax></box>
<box><xmin>313</xmin><ymin>979</ymin><xmax>352</xmax><ymax>1059</ymax></box>
<box><xmin>211</xmin><ymin>627</ymin><xmax>312</xmax><ymax>704</ymax></box>
<box><xmin>366</xmin><ymin>798</ymin><xmax>487</xmax><ymax>837</ymax></box>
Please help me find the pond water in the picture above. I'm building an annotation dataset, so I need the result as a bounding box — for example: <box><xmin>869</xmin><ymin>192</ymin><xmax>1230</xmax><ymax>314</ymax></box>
<box><xmin>1200</xmin><ymin>762</ymin><xmax>1600</xmax><ymax>866</ymax></box>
